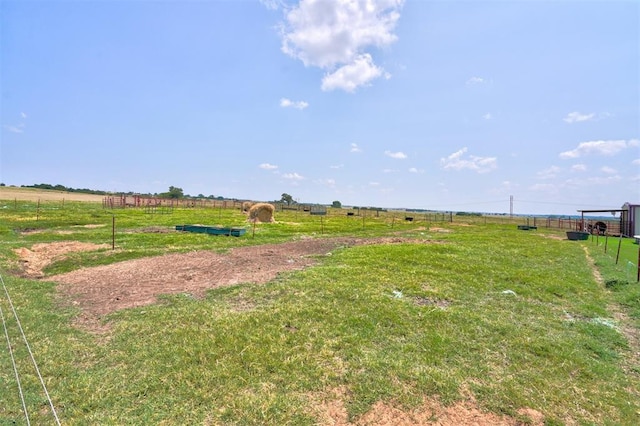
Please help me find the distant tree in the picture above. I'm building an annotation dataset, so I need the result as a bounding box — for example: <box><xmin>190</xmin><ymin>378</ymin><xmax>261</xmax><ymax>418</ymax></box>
<box><xmin>0</xmin><ymin>183</ymin><xmax>5</xmax><ymax>187</ymax></box>
<box><xmin>332</xmin><ymin>200</ymin><xmax>342</xmax><ymax>208</ymax></box>
<box><xmin>160</xmin><ymin>186</ymin><xmax>184</xmax><ymax>199</ymax></box>
<box><xmin>280</xmin><ymin>193</ymin><xmax>294</xmax><ymax>205</ymax></box>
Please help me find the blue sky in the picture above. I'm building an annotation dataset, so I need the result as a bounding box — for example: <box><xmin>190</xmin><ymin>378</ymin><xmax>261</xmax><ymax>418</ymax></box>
<box><xmin>1</xmin><ymin>0</ymin><xmax>638</xmax><ymax>215</ymax></box>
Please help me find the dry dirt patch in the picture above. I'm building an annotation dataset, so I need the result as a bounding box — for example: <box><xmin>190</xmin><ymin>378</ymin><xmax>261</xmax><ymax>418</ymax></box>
<box><xmin>45</xmin><ymin>237</ymin><xmax>435</xmax><ymax>320</ymax></box>
<box><xmin>14</xmin><ymin>241</ymin><xmax>111</xmax><ymax>278</ymax></box>
<box><xmin>311</xmin><ymin>387</ymin><xmax>544</xmax><ymax>426</ymax></box>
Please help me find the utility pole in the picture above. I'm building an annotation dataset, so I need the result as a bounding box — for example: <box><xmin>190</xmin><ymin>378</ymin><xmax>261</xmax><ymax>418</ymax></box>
<box><xmin>510</xmin><ymin>195</ymin><xmax>513</xmax><ymax>217</ymax></box>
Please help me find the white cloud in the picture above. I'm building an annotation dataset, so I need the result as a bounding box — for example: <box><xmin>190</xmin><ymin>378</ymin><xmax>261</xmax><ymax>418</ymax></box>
<box><xmin>321</xmin><ymin>53</ymin><xmax>388</xmax><ymax>92</ymax></box>
<box><xmin>440</xmin><ymin>147</ymin><xmax>497</xmax><ymax>173</ymax></box>
<box><xmin>537</xmin><ymin>166</ymin><xmax>561</xmax><ymax>180</ymax></box>
<box><xmin>3</xmin><ymin>112</ymin><xmax>27</xmax><ymax>134</ymax></box>
<box><xmin>382</xmin><ymin>168</ymin><xmax>397</xmax><ymax>173</ymax></box>
<box><xmin>529</xmin><ymin>183</ymin><xmax>559</xmax><ymax>192</ymax></box>
<box><xmin>559</xmin><ymin>139</ymin><xmax>637</xmax><ymax>159</ymax></box>
<box><xmin>408</xmin><ymin>167</ymin><xmax>423</xmax><ymax>173</ymax></box>
<box><xmin>600</xmin><ymin>166</ymin><xmax>617</xmax><ymax>174</ymax></box>
<box><xmin>565</xmin><ymin>175</ymin><xmax>622</xmax><ymax>186</ymax></box>
<box><xmin>384</xmin><ymin>150</ymin><xmax>407</xmax><ymax>159</ymax></box>
<box><xmin>563</xmin><ymin>111</ymin><xmax>595</xmax><ymax>123</ymax></box>
<box><xmin>330</xmin><ymin>164</ymin><xmax>344</xmax><ymax>169</ymax></box>
<box><xmin>259</xmin><ymin>163</ymin><xmax>279</xmax><ymax>170</ymax></box>
<box><xmin>315</xmin><ymin>178</ymin><xmax>336</xmax><ymax>187</ymax></box>
<box><xmin>571</xmin><ymin>164</ymin><xmax>587</xmax><ymax>172</ymax></box>
<box><xmin>280</xmin><ymin>98</ymin><xmax>309</xmax><ymax>110</ymax></box>
<box><xmin>260</xmin><ymin>0</ymin><xmax>284</xmax><ymax>10</ymax></box>
<box><xmin>483</xmin><ymin>113</ymin><xmax>492</xmax><ymax>120</ymax></box>
<box><xmin>350</xmin><ymin>143</ymin><xmax>362</xmax><ymax>153</ymax></box>
<box><xmin>280</xmin><ymin>0</ymin><xmax>403</xmax><ymax>92</ymax></box>
<box><xmin>369</xmin><ymin>182</ymin><xmax>380</xmax><ymax>186</ymax></box>
<box><xmin>3</xmin><ymin>125</ymin><xmax>24</xmax><ymax>134</ymax></box>
<box><xmin>632</xmin><ymin>159</ymin><xmax>640</xmax><ymax>166</ymax></box>
<box><xmin>466</xmin><ymin>76</ymin><xmax>486</xmax><ymax>85</ymax></box>
<box><xmin>283</xmin><ymin>172</ymin><xmax>305</xmax><ymax>180</ymax></box>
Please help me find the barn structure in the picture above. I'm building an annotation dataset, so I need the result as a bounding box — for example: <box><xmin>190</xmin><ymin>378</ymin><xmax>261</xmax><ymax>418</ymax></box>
<box><xmin>621</xmin><ymin>202</ymin><xmax>640</xmax><ymax>237</ymax></box>
<box><xmin>577</xmin><ymin>202</ymin><xmax>640</xmax><ymax>237</ymax></box>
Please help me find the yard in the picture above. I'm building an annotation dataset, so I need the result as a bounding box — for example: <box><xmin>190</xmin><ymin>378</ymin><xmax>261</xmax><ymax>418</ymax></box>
<box><xmin>1</xmin><ymin>191</ymin><xmax>639</xmax><ymax>425</ymax></box>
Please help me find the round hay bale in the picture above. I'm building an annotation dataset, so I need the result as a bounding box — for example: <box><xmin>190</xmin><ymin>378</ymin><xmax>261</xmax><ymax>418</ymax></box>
<box><xmin>242</xmin><ymin>201</ymin><xmax>254</xmax><ymax>213</ymax></box>
<box><xmin>248</xmin><ymin>203</ymin><xmax>275</xmax><ymax>223</ymax></box>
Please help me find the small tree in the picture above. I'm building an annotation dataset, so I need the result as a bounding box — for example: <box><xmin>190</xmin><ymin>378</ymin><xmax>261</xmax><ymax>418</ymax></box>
<box><xmin>280</xmin><ymin>193</ymin><xmax>294</xmax><ymax>206</ymax></box>
<box><xmin>332</xmin><ymin>200</ymin><xmax>342</xmax><ymax>208</ymax></box>
<box><xmin>160</xmin><ymin>186</ymin><xmax>184</xmax><ymax>199</ymax></box>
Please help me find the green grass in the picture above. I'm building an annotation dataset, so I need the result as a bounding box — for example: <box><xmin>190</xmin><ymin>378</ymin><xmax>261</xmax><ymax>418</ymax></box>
<box><xmin>1</xmin><ymin>200</ymin><xmax>639</xmax><ymax>424</ymax></box>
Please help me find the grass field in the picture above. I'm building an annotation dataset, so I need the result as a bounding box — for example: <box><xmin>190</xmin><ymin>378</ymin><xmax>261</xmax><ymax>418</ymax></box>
<box><xmin>1</xmin><ymin>191</ymin><xmax>639</xmax><ymax>425</ymax></box>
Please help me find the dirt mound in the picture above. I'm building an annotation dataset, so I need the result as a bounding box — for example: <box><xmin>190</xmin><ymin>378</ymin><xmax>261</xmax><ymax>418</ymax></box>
<box><xmin>14</xmin><ymin>241</ymin><xmax>110</xmax><ymax>278</ymax></box>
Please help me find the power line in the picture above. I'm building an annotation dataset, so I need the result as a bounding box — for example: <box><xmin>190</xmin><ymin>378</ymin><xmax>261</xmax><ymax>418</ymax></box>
<box><xmin>515</xmin><ymin>199</ymin><xmax>623</xmax><ymax>208</ymax></box>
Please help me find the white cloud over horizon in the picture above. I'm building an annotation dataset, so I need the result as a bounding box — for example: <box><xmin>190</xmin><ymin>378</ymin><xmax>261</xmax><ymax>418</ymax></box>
<box><xmin>350</xmin><ymin>143</ymin><xmax>362</xmax><ymax>153</ymax></box>
<box><xmin>280</xmin><ymin>98</ymin><xmax>309</xmax><ymax>110</ymax></box>
<box><xmin>279</xmin><ymin>0</ymin><xmax>404</xmax><ymax>92</ymax></box>
<box><xmin>559</xmin><ymin>139</ymin><xmax>639</xmax><ymax>159</ymax></box>
<box><xmin>440</xmin><ymin>148</ymin><xmax>497</xmax><ymax>173</ymax></box>
<box><xmin>282</xmin><ymin>172</ymin><xmax>305</xmax><ymax>180</ymax></box>
<box><xmin>3</xmin><ymin>124</ymin><xmax>24</xmax><ymax>134</ymax></box>
<box><xmin>563</xmin><ymin>111</ymin><xmax>595</xmax><ymax>123</ymax></box>
<box><xmin>466</xmin><ymin>76</ymin><xmax>486</xmax><ymax>85</ymax></box>
<box><xmin>384</xmin><ymin>150</ymin><xmax>407</xmax><ymax>159</ymax></box>
<box><xmin>3</xmin><ymin>112</ymin><xmax>27</xmax><ymax>134</ymax></box>
<box><xmin>259</xmin><ymin>163</ymin><xmax>279</xmax><ymax>170</ymax></box>
<box><xmin>536</xmin><ymin>166</ymin><xmax>561</xmax><ymax>180</ymax></box>
<box><xmin>321</xmin><ymin>53</ymin><xmax>388</xmax><ymax>92</ymax></box>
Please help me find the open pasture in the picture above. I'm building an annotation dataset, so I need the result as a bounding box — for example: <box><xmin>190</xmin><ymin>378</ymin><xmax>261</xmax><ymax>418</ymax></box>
<box><xmin>0</xmin><ymin>193</ymin><xmax>639</xmax><ymax>425</ymax></box>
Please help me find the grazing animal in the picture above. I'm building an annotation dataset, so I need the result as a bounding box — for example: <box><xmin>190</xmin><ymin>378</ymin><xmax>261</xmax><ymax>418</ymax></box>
<box><xmin>242</xmin><ymin>201</ymin><xmax>255</xmax><ymax>212</ymax></box>
<box><xmin>248</xmin><ymin>203</ymin><xmax>275</xmax><ymax>223</ymax></box>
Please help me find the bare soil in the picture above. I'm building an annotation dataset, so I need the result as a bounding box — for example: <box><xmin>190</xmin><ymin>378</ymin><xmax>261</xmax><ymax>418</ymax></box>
<box><xmin>14</xmin><ymin>241</ymin><xmax>111</xmax><ymax>278</ymax></box>
<box><xmin>312</xmin><ymin>386</ymin><xmax>544</xmax><ymax>426</ymax></box>
<box><xmin>15</xmin><ymin>237</ymin><xmax>430</xmax><ymax>320</ymax></box>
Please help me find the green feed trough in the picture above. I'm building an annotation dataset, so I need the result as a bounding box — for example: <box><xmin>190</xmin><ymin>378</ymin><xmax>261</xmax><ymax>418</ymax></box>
<box><xmin>566</xmin><ymin>231</ymin><xmax>590</xmax><ymax>241</ymax></box>
<box><xmin>176</xmin><ymin>225</ymin><xmax>246</xmax><ymax>237</ymax></box>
